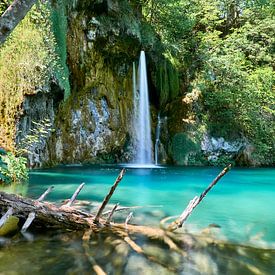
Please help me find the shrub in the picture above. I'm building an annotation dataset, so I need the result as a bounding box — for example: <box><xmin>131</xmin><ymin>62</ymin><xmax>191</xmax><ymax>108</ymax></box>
<box><xmin>0</xmin><ymin>152</ymin><xmax>28</xmax><ymax>185</ymax></box>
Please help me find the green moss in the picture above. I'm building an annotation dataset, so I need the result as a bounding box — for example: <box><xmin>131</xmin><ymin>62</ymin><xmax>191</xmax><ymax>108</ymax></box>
<box><xmin>171</xmin><ymin>133</ymin><xmax>199</xmax><ymax>165</ymax></box>
<box><xmin>156</xmin><ymin>58</ymin><xmax>180</xmax><ymax>107</ymax></box>
<box><xmin>50</xmin><ymin>0</ymin><xmax>70</xmax><ymax>99</ymax></box>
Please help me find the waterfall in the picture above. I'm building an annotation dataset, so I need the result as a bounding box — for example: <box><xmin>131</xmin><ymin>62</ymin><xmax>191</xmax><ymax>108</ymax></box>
<box><xmin>155</xmin><ymin>113</ymin><xmax>161</xmax><ymax>165</ymax></box>
<box><xmin>132</xmin><ymin>51</ymin><xmax>153</xmax><ymax>165</ymax></box>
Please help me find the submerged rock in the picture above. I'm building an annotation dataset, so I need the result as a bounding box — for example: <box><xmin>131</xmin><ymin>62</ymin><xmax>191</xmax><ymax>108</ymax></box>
<box><xmin>124</xmin><ymin>254</ymin><xmax>170</xmax><ymax>275</ymax></box>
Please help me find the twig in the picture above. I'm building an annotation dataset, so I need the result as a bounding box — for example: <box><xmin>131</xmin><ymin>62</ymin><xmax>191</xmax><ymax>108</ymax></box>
<box><xmin>21</xmin><ymin>186</ymin><xmax>57</xmax><ymax>232</ymax></box>
<box><xmin>94</xmin><ymin>169</ymin><xmax>125</xmax><ymax>223</ymax></box>
<box><xmin>105</xmin><ymin>203</ymin><xmax>119</xmax><ymax>225</ymax></box>
<box><xmin>37</xmin><ymin>186</ymin><xmax>54</xmax><ymax>202</ymax></box>
<box><xmin>168</xmin><ymin>164</ymin><xmax>232</xmax><ymax>231</ymax></box>
<box><xmin>65</xmin><ymin>183</ymin><xmax>85</xmax><ymax>207</ymax></box>
<box><xmin>0</xmin><ymin>207</ymin><xmax>13</xmax><ymax>227</ymax></box>
<box><xmin>125</xmin><ymin>212</ymin><xmax>133</xmax><ymax>227</ymax></box>
<box><xmin>21</xmin><ymin>212</ymin><xmax>36</xmax><ymax>232</ymax></box>
<box><xmin>102</xmin><ymin>205</ymin><xmax>163</xmax><ymax>216</ymax></box>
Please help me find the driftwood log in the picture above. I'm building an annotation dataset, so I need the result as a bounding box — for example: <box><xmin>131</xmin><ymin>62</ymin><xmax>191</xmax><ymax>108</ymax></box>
<box><xmin>0</xmin><ymin>165</ymin><xmax>231</xmax><ymax>236</ymax></box>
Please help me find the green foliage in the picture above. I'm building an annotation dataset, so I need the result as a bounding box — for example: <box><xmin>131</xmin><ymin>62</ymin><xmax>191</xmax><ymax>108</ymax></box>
<box><xmin>17</xmin><ymin>118</ymin><xmax>53</xmax><ymax>156</ymax></box>
<box><xmin>0</xmin><ymin>148</ymin><xmax>9</xmax><ymax>183</ymax></box>
<box><xmin>156</xmin><ymin>57</ymin><xmax>180</xmax><ymax>106</ymax></box>
<box><xmin>50</xmin><ymin>0</ymin><xmax>70</xmax><ymax>99</ymax></box>
<box><xmin>171</xmin><ymin>133</ymin><xmax>199</xmax><ymax>165</ymax></box>
<box><xmin>143</xmin><ymin>0</ymin><xmax>275</xmax><ymax>165</ymax></box>
<box><xmin>0</xmin><ymin>6</ymin><xmax>53</xmax><ymax>151</ymax></box>
<box><xmin>196</xmin><ymin>12</ymin><xmax>275</xmax><ymax>164</ymax></box>
<box><xmin>0</xmin><ymin>0</ymin><xmax>11</xmax><ymax>14</ymax></box>
<box><xmin>0</xmin><ymin>1</ymin><xmax>70</xmax><ymax>151</ymax></box>
<box><xmin>0</xmin><ymin>153</ymin><xmax>28</xmax><ymax>185</ymax></box>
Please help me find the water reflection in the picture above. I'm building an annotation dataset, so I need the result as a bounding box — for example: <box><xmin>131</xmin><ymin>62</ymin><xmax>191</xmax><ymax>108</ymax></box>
<box><xmin>0</xmin><ymin>182</ymin><xmax>28</xmax><ymax>196</ymax></box>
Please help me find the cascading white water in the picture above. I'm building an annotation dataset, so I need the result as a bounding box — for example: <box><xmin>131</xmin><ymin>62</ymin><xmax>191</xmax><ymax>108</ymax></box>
<box><xmin>132</xmin><ymin>51</ymin><xmax>153</xmax><ymax>165</ymax></box>
<box><xmin>154</xmin><ymin>112</ymin><xmax>161</xmax><ymax>165</ymax></box>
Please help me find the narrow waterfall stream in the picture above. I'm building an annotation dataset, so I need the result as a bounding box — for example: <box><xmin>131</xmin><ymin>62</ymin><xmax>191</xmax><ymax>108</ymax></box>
<box><xmin>132</xmin><ymin>51</ymin><xmax>153</xmax><ymax>166</ymax></box>
<box><xmin>155</xmin><ymin>113</ymin><xmax>161</xmax><ymax>165</ymax></box>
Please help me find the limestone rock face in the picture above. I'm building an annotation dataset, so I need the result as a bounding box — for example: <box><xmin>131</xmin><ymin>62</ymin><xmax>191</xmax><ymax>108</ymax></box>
<box><xmin>45</xmin><ymin>1</ymin><xmax>141</xmax><ymax>165</ymax></box>
<box><xmin>14</xmin><ymin>1</ymin><xmax>142</xmax><ymax>166</ymax></box>
<box><xmin>16</xmin><ymin>83</ymin><xmax>64</xmax><ymax>167</ymax></box>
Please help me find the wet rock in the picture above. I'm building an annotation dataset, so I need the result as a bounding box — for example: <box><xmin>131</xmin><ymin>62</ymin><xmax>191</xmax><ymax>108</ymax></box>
<box><xmin>201</xmin><ymin>134</ymin><xmax>244</xmax><ymax>155</ymax></box>
<box><xmin>0</xmin><ymin>216</ymin><xmax>19</xmax><ymax>236</ymax></box>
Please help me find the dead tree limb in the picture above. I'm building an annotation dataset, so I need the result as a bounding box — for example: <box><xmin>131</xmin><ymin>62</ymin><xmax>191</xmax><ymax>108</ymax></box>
<box><xmin>21</xmin><ymin>212</ymin><xmax>35</xmax><ymax>232</ymax></box>
<box><xmin>0</xmin><ymin>191</ymin><xmax>93</xmax><ymax>230</ymax></box>
<box><xmin>167</xmin><ymin>164</ymin><xmax>232</xmax><ymax>231</ymax></box>
<box><xmin>125</xmin><ymin>212</ymin><xmax>133</xmax><ymax>227</ymax></box>
<box><xmin>65</xmin><ymin>183</ymin><xmax>85</xmax><ymax>207</ymax></box>
<box><xmin>0</xmin><ymin>0</ymin><xmax>37</xmax><ymax>45</ymax></box>
<box><xmin>105</xmin><ymin>203</ymin><xmax>119</xmax><ymax>225</ymax></box>
<box><xmin>94</xmin><ymin>169</ymin><xmax>125</xmax><ymax>223</ymax></box>
<box><xmin>21</xmin><ymin>186</ymin><xmax>55</xmax><ymax>232</ymax></box>
<box><xmin>0</xmin><ymin>165</ymin><xmax>232</xmax><ymax>247</ymax></box>
<box><xmin>0</xmin><ymin>207</ymin><xmax>13</xmax><ymax>227</ymax></box>
<box><xmin>37</xmin><ymin>186</ymin><xmax>54</xmax><ymax>202</ymax></box>
<box><xmin>102</xmin><ymin>205</ymin><xmax>163</xmax><ymax>216</ymax></box>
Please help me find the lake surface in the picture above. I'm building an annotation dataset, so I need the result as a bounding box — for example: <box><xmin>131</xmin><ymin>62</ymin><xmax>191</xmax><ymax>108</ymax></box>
<box><xmin>0</xmin><ymin>166</ymin><xmax>275</xmax><ymax>274</ymax></box>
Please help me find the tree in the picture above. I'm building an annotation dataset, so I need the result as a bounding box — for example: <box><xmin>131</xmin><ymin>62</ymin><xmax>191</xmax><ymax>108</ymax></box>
<box><xmin>0</xmin><ymin>0</ymin><xmax>37</xmax><ymax>45</ymax></box>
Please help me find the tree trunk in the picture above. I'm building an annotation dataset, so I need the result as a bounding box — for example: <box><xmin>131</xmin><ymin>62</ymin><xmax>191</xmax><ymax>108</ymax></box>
<box><xmin>0</xmin><ymin>0</ymin><xmax>37</xmax><ymax>45</ymax></box>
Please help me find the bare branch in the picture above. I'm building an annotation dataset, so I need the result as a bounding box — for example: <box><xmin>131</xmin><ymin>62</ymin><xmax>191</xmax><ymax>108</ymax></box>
<box><xmin>0</xmin><ymin>0</ymin><xmax>37</xmax><ymax>45</ymax></box>
<box><xmin>65</xmin><ymin>183</ymin><xmax>85</xmax><ymax>207</ymax></box>
<box><xmin>168</xmin><ymin>164</ymin><xmax>232</xmax><ymax>231</ymax></box>
<box><xmin>94</xmin><ymin>169</ymin><xmax>125</xmax><ymax>223</ymax></box>
<box><xmin>21</xmin><ymin>212</ymin><xmax>35</xmax><ymax>232</ymax></box>
<box><xmin>125</xmin><ymin>212</ymin><xmax>133</xmax><ymax>227</ymax></box>
<box><xmin>105</xmin><ymin>203</ymin><xmax>119</xmax><ymax>225</ymax></box>
<box><xmin>0</xmin><ymin>207</ymin><xmax>13</xmax><ymax>227</ymax></box>
<box><xmin>37</xmin><ymin>186</ymin><xmax>54</xmax><ymax>202</ymax></box>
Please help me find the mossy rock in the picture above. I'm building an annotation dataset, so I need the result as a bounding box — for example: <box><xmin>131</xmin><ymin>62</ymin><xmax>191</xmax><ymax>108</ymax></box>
<box><xmin>171</xmin><ymin>132</ymin><xmax>200</xmax><ymax>165</ymax></box>
<box><xmin>0</xmin><ymin>216</ymin><xmax>19</xmax><ymax>236</ymax></box>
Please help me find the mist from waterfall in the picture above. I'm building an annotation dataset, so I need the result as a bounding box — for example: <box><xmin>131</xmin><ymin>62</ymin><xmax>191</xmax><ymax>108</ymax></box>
<box><xmin>132</xmin><ymin>51</ymin><xmax>153</xmax><ymax>165</ymax></box>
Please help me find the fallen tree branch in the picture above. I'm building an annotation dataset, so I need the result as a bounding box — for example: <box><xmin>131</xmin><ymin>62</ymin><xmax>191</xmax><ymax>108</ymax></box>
<box><xmin>0</xmin><ymin>0</ymin><xmax>38</xmax><ymax>45</ymax></box>
<box><xmin>105</xmin><ymin>203</ymin><xmax>119</xmax><ymax>225</ymax></box>
<box><xmin>65</xmin><ymin>183</ymin><xmax>85</xmax><ymax>207</ymax></box>
<box><xmin>0</xmin><ymin>191</ymin><xmax>93</xmax><ymax>230</ymax></box>
<box><xmin>37</xmin><ymin>186</ymin><xmax>54</xmax><ymax>202</ymax></box>
<box><xmin>0</xmin><ymin>207</ymin><xmax>13</xmax><ymax>227</ymax></box>
<box><xmin>0</xmin><ymin>165</ymin><xmax>232</xmax><ymax>253</ymax></box>
<box><xmin>21</xmin><ymin>212</ymin><xmax>35</xmax><ymax>232</ymax></box>
<box><xmin>102</xmin><ymin>205</ymin><xmax>163</xmax><ymax>216</ymax></box>
<box><xmin>94</xmin><ymin>169</ymin><xmax>125</xmax><ymax>223</ymax></box>
<box><xmin>125</xmin><ymin>212</ymin><xmax>133</xmax><ymax>227</ymax></box>
<box><xmin>167</xmin><ymin>164</ymin><xmax>232</xmax><ymax>231</ymax></box>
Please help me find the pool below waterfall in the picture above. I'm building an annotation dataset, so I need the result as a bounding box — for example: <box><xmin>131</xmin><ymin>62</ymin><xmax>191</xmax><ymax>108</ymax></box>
<box><xmin>0</xmin><ymin>166</ymin><xmax>274</xmax><ymax>274</ymax></box>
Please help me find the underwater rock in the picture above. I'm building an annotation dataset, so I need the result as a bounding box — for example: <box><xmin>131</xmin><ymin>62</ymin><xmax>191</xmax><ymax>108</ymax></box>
<box><xmin>124</xmin><ymin>254</ymin><xmax>169</xmax><ymax>275</ymax></box>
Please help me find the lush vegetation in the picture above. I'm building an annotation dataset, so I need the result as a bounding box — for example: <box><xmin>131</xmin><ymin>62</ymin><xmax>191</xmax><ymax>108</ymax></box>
<box><xmin>0</xmin><ymin>0</ymin><xmax>274</xmax><ymax>168</ymax></box>
<box><xmin>0</xmin><ymin>1</ymin><xmax>70</xmax><ymax>183</ymax></box>
<box><xmin>142</xmin><ymin>0</ymin><xmax>275</xmax><ymax>165</ymax></box>
<box><xmin>0</xmin><ymin>1</ymin><xmax>69</xmax><ymax>153</ymax></box>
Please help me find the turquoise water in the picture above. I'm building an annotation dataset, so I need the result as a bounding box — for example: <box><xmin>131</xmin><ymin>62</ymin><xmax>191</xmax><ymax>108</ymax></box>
<box><xmin>28</xmin><ymin>166</ymin><xmax>275</xmax><ymax>247</ymax></box>
<box><xmin>1</xmin><ymin>166</ymin><xmax>275</xmax><ymax>274</ymax></box>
